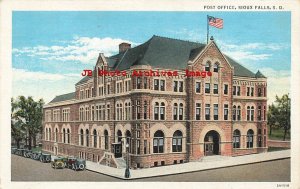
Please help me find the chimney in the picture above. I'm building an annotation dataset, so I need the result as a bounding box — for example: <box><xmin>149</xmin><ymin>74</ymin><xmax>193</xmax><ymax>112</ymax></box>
<box><xmin>119</xmin><ymin>42</ymin><xmax>131</xmax><ymax>53</ymax></box>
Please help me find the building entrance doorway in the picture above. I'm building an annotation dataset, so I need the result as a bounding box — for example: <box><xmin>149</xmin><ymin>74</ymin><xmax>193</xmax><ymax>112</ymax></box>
<box><xmin>112</xmin><ymin>143</ymin><xmax>122</xmax><ymax>158</ymax></box>
<box><xmin>204</xmin><ymin>130</ymin><xmax>220</xmax><ymax>156</ymax></box>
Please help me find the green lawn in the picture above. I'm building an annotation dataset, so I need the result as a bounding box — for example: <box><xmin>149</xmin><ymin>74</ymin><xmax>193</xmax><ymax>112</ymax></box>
<box><xmin>268</xmin><ymin>126</ymin><xmax>290</xmax><ymax>141</ymax></box>
<box><xmin>268</xmin><ymin>147</ymin><xmax>290</xmax><ymax>152</ymax></box>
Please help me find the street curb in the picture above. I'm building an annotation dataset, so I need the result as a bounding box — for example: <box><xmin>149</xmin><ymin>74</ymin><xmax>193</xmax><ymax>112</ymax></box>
<box><xmin>86</xmin><ymin>156</ymin><xmax>291</xmax><ymax>180</ymax></box>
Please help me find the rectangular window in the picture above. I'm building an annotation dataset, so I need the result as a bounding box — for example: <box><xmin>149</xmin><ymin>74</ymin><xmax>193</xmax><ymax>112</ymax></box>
<box><xmin>137</xmin><ymin>140</ymin><xmax>140</xmax><ymax>154</ymax></box>
<box><xmin>107</xmin><ymin>84</ymin><xmax>110</xmax><ymax>95</ymax></box>
<box><xmin>173</xmin><ymin>81</ymin><xmax>178</xmax><ymax>92</ymax></box>
<box><xmin>196</xmin><ymin>103</ymin><xmax>201</xmax><ymax>120</ymax></box>
<box><xmin>144</xmin><ymin>79</ymin><xmax>147</xmax><ymax>89</ymax></box>
<box><xmin>196</xmin><ymin>82</ymin><xmax>201</xmax><ymax>93</ymax></box>
<box><xmin>237</xmin><ymin>86</ymin><xmax>241</xmax><ymax>96</ymax></box>
<box><xmin>205</xmin><ymin>104</ymin><xmax>210</xmax><ymax>120</ymax></box>
<box><xmin>251</xmin><ymin>87</ymin><xmax>254</xmax><ymax>96</ymax></box>
<box><xmin>136</xmin><ymin>101</ymin><xmax>141</xmax><ymax>120</ymax></box>
<box><xmin>154</xmin><ymin>107</ymin><xmax>159</xmax><ymax>120</ymax></box>
<box><xmin>154</xmin><ymin>79</ymin><xmax>159</xmax><ymax>90</ymax></box>
<box><xmin>179</xmin><ymin>81</ymin><xmax>183</xmax><ymax>92</ymax></box>
<box><xmin>258</xmin><ymin>88</ymin><xmax>262</xmax><ymax>97</ymax></box>
<box><xmin>233</xmin><ymin>86</ymin><xmax>236</xmax><ymax>95</ymax></box>
<box><xmin>144</xmin><ymin>140</ymin><xmax>147</xmax><ymax>154</ymax></box>
<box><xmin>205</xmin><ymin>83</ymin><xmax>210</xmax><ymax>94</ymax></box>
<box><xmin>224</xmin><ymin>84</ymin><xmax>228</xmax><ymax>95</ymax></box>
<box><xmin>213</xmin><ymin>84</ymin><xmax>218</xmax><ymax>94</ymax></box>
<box><xmin>258</xmin><ymin>106</ymin><xmax>262</xmax><ymax>121</ymax></box>
<box><xmin>213</xmin><ymin>104</ymin><xmax>218</xmax><ymax>120</ymax></box>
<box><xmin>247</xmin><ymin>87</ymin><xmax>250</xmax><ymax>96</ymax></box>
<box><xmin>160</xmin><ymin>80</ymin><xmax>165</xmax><ymax>91</ymax></box>
<box><xmin>144</xmin><ymin>102</ymin><xmax>148</xmax><ymax>119</ymax></box>
<box><xmin>137</xmin><ymin>77</ymin><xmax>141</xmax><ymax>89</ymax></box>
<box><xmin>224</xmin><ymin>104</ymin><xmax>228</xmax><ymax>120</ymax></box>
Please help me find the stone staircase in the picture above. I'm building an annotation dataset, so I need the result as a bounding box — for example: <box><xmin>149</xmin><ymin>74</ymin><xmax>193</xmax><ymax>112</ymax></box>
<box><xmin>115</xmin><ymin>157</ymin><xmax>127</xmax><ymax>169</ymax></box>
<box><xmin>199</xmin><ymin>155</ymin><xmax>230</xmax><ymax>162</ymax></box>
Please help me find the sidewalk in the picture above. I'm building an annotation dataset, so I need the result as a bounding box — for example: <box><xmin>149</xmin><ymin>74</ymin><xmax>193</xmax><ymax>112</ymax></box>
<box><xmin>85</xmin><ymin>150</ymin><xmax>290</xmax><ymax>180</ymax></box>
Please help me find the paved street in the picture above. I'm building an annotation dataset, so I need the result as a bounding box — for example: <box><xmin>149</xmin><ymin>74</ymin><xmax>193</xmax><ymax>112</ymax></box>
<box><xmin>11</xmin><ymin>155</ymin><xmax>290</xmax><ymax>182</ymax></box>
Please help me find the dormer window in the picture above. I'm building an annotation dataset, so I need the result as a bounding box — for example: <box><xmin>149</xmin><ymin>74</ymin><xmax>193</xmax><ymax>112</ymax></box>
<box><xmin>205</xmin><ymin>62</ymin><xmax>211</xmax><ymax>72</ymax></box>
<box><xmin>213</xmin><ymin>63</ymin><xmax>219</xmax><ymax>72</ymax></box>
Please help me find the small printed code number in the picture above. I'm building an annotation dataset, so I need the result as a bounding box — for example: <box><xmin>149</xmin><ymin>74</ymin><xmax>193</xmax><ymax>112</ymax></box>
<box><xmin>277</xmin><ymin>184</ymin><xmax>289</xmax><ymax>187</ymax></box>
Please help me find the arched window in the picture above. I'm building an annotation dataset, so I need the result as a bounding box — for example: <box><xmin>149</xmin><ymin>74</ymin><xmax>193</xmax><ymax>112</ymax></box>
<box><xmin>125</xmin><ymin>130</ymin><xmax>131</xmax><ymax>153</ymax></box>
<box><xmin>251</xmin><ymin>106</ymin><xmax>255</xmax><ymax>121</ymax></box>
<box><xmin>179</xmin><ymin>103</ymin><xmax>184</xmax><ymax>120</ymax></box>
<box><xmin>55</xmin><ymin>128</ymin><xmax>58</xmax><ymax>142</ymax></box>
<box><xmin>67</xmin><ymin>129</ymin><xmax>70</xmax><ymax>144</ymax></box>
<box><xmin>153</xmin><ymin>130</ymin><xmax>164</xmax><ymax>153</ymax></box>
<box><xmin>117</xmin><ymin>130</ymin><xmax>122</xmax><ymax>143</ymax></box>
<box><xmin>93</xmin><ymin>129</ymin><xmax>97</xmax><ymax>148</ymax></box>
<box><xmin>160</xmin><ymin>102</ymin><xmax>165</xmax><ymax>120</ymax></box>
<box><xmin>233</xmin><ymin>105</ymin><xmax>237</xmax><ymax>121</ymax></box>
<box><xmin>173</xmin><ymin>103</ymin><xmax>178</xmax><ymax>120</ymax></box>
<box><xmin>63</xmin><ymin>128</ymin><xmax>66</xmax><ymax>143</ymax></box>
<box><xmin>154</xmin><ymin>102</ymin><xmax>159</xmax><ymax>120</ymax></box>
<box><xmin>86</xmin><ymin>129</ymin><xmax>89</xmax><ymax>147</ymax></box>
<box><xmin>49</xmin><ymin>128</ymin><xmax>51</xmax><ymax>141</ymax></box>
<box><xmin>45</xmin><ymin>128</ymin><xmax>48</xmax><ymax>141</ymax></box>
<box><xmin>237</xmin><ymin>106</ymin><xmax>241</xmax><ymax>121</ymax></box>
<box><xmin>104</xmin><ymin>130</ymin><xmax>109</xmax><ymax>150</ymax></box>
<box><xmin>172</xmin><ymin>130</ymin><xmax>183</xmax><ymax>152</ymax></box>
<box><xmin>80</xmin><ymin>129</ymin><xmax>84</xmax><ymax>146</ymax></box>
<box><xmin>247</xmin><ymin>129</ymin><xmax>254</xmax><ymax>148</ymax></box>
<box><xmin>247</xmin><ymin>106</ymin><xmax>250</xmax><ymax>121</ymax></box>
<box><xmin>205</xmin><ymin>62</ymin><xmax>211</xmax><ymax>72</ymax></box>
<box><xmin>233</xmin><ymin>129</ymin><xmax>240</xmax><ymax>148</ymax></box>
<box><xmin>213</xmin><ymin>63</ymin><xmax>219</xmax><ymax>72</ymax></box>
<box><xmin>144</xmin><ymin>101</ymin><xmax>148</xmax><ymax>119</ymax></box>
<box><xmin>125</xmin><ymin>103</ymin><xmax>128</xmax><ymax>120</ymax></box>
<box><xmin>116</xmin><ymin>104</ymin><xmax>119</xmax><ymax>120</ymax></box>
<box><xmin>258</xmin><ymin>106</ymin><xmax>262</xmax><ymax>121</ymax></box>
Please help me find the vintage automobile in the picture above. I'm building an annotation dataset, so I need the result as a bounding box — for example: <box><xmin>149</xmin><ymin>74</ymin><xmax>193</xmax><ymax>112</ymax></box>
<box><xmin>40</xmin><ymin>153</ymin><xmax>51</xmax><ymax>163</ymax></box>
<box><xmin>11</xmin><ymin>147</ymin><xmax>17</xmax><ymax>154</ymax></box>
<box><xmin>51</xmin><ymin>157</ymin><xmax>65</xmax><ymax>169</ymax></box>
<box><xmin>31</xmin><ymin>152</ymin><xmax>42</xmax><ymax>160</ymax></box>
<box><xmin>15</xmin><ymin>149</ymin><xmax>25</xmax><ymax>156</ymax></box>
<box><xmin>23</xmin><ymin>149</ymin><xmax>33</xmax><ymax>158</ymax></box>
<box><xmin>72</xmin><ymin>159</ymin><xmax>86</xmax><ymax>171</ymax></box>
<box><xmin>66</xmin><ymin>157</ymin><xmax>77</xmax><ymax>169</ymax></box>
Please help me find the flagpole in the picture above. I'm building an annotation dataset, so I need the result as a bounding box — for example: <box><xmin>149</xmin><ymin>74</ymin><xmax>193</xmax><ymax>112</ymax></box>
<box><xmin>207</xmin><ymin>15</ymin><xmax>209</xmax><ymax>44</ymax></box>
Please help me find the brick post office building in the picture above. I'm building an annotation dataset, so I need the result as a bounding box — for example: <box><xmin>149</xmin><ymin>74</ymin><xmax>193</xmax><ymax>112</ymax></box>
<box><xmin>42</xmin><ymin>35</ymin><xmax>268</xmax><ymax>168</ymax></box>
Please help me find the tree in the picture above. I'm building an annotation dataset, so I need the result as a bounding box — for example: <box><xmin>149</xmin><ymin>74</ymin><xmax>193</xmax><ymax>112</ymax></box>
<box><xmin>11</xmin><ymin>96</ymin><xmax>44</xmax><ymax>149</ymax></box>
<box><xmin>11</xmin><ymin>98</ymin><xmax>26</xmax><ymax>148</ymax></box>
<box><xmin>267</xmin><ymin>94</ymin><xmax>290</xmax><ymax>141</ymax></box>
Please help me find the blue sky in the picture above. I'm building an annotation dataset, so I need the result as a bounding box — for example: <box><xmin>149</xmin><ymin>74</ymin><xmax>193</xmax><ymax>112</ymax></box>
<box><xmin>12</xmin><ymin>11</ymin><xmax>291</xmax><ymax>103</ymax></box>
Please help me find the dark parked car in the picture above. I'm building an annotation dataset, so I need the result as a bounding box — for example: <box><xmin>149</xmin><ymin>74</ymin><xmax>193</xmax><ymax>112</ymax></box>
<box><xmin>31</xmin><ymin>152</ymin><xmax>42</xmax><ymax>160</ymax></box>
<box><xmin>23</xmin><ymin>149</ymin><xmax>33</xmax><ymax>158</ymax></box>
<box><xmin>73</xmin><ymin>159</ymin><xmax>86</xmax><ymax>171</ymax></box>
<box><xmin>15</xmin><ymin>149</ymin><xmax>25</xmax><ymax>156</ymax></box>
<box><xmin>40</xmin><ymin>153</ymin><xmax>51</xmax><ymax>163</ymax></box>
<box><xmin>11</xmin><ymin>147</ymin><xmax>17</xmax><ymax>154</ymax></box>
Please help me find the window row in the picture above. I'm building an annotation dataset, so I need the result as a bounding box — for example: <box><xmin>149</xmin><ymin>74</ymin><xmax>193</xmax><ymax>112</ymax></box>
<box><xmin>44</xmin><ymin>128</ymin><xmax>71</xmax><ymax>144</ymax></box>
<box><xmin>45</xmin><ymin>108</ymin><xmax>70</xmax><ymax>122</ymax></box>
<box><xmin>233</xmin><ymin>129</ymin><xmax>266</xmax><ymax>149</ymax></box>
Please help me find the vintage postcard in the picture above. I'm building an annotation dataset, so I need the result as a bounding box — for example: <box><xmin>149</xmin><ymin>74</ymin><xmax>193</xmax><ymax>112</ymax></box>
<box><xmin>0</xmin><ymin>0</ymin><xmax>299</xmax><ymax>189</ymax></box>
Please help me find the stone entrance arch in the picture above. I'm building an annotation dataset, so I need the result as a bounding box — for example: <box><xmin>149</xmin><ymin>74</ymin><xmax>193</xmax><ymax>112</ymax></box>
<box><xmin>204</xmin><ymin>130</ymin><xmax>220</xmax><ymax>156</ymax></box>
